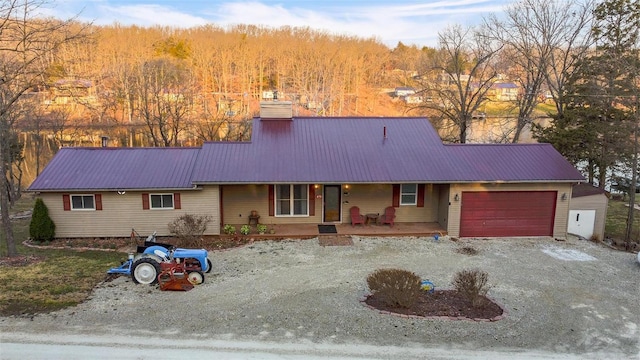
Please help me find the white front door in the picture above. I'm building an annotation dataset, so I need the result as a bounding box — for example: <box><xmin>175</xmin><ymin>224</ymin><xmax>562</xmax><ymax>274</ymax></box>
<box><xmin>568</xmin><ymin>210</ymin><xmax>596</xmax><ymax>239</ymax></box>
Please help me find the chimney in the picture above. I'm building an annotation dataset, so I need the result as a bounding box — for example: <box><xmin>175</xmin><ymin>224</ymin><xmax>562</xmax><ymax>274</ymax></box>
<box><xmin>383</xmin><ymin>126</ymin><xmax>387</xmax><ymax>139</ymax></box>
<box><xmin>260</xmin><ymin>100</ymin><xmax>293</xmax><ymax>120</ymax></box>
<box><xmin>101</xmin><ymin>136</ymin><xmax>109</xmax><ymax>147</ymax></box>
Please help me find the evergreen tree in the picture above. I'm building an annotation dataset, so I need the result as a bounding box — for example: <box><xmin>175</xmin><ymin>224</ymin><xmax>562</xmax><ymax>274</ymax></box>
<box><xmin>533</xmin><ymin>0</ymin><xmax>639</xmax><ymax>188</ymax></box>
<box><xmin>29</xmin><ymin>198</ymin><xmax>55</xmax><ymax>243</ymax></box>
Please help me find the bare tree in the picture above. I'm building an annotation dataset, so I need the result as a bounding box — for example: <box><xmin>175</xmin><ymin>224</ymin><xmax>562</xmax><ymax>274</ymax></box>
<box><xmin>413</xmin><ymin>25</ymin><xmax>501</xmax><ymax>143</ymax></box>
<box><xmin>134</xmin><ymin>58</ymin><xmax>195</xmax><ymax>147</ymax></box>
<box><xmin>484</xmin><ymin>0</ymin><xmax>595</xmax><ymax>142</ymax></box>
<box><xmin>0</xmin><ymin>0</ymin><xmax>86</xmax><ymax>257</ymax></box>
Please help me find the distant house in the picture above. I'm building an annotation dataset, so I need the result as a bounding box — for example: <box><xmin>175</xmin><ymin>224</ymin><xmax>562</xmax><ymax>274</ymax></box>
<box><xmin>29</xmin><ymin>101</ymin><xmax>585</xmax><ymax>239</ymax></box>
<box><xmin>402</xmin><ymin>95</ymin><xmax>423</xmax><ymax>104</ymax></box>
<box><xmin>48</xmin><ymin>79</ymin><xmax>95</xmax><ymax>105</ymax></box>
<box><xmin>489</xmin><ymin>82</ymin><xmax>519</xmax><ymax>101</ymax></box>
<box><xmin>394</xmin><ymin>87</ymin><xmax>416</xmax><ymax>97</ymax></box>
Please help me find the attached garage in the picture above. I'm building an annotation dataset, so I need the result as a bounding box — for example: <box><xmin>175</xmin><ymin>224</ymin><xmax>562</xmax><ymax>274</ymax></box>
<box><xmin>459</xmin><ymin>191</ymin><xmax>557</xmax><ymax>237</ymax></box>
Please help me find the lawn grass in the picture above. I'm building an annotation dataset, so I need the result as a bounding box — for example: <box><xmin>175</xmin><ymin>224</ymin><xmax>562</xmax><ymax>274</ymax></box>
<box><xmin>0</xmin><ymin>197</ymin><xmax>124</xmax><ymax>316</ymax></box>
<box><xmin>605</xmin><ymin>199</ymin><xmax>640</xmax><ymax>243</ymax></box>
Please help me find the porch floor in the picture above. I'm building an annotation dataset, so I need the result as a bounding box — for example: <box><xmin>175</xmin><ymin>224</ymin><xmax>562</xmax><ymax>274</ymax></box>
<box><xmin>227</xmin><ymin>222</ymin><xmax>447</xmax><ymax>239</ymax></box>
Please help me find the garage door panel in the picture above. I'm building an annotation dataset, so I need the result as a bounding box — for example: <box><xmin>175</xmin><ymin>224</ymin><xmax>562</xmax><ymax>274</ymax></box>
<box><xmin>460</xmin><ymin>191</ymin><xmax>556</xmax><ymax>237</ymax></box>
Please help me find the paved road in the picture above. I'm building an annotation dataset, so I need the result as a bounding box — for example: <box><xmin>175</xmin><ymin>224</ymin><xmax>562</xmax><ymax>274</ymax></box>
<box><xmin>0</xmin><ymin>332</ymin><xmax>598</xmax><ymax>360</ymax></box>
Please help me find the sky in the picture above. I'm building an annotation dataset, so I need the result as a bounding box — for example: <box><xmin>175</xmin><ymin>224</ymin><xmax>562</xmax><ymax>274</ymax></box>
<box><xmin>42</xmin><ymin>0</ymin><xmax>516</xmax><ymax>48</ymax></box>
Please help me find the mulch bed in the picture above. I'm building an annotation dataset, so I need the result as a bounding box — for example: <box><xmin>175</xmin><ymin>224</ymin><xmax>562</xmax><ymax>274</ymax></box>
<box><xmin>364</xmin><ymin>290</ymin><xmax>504</xmax><ymax>320</ymax></box>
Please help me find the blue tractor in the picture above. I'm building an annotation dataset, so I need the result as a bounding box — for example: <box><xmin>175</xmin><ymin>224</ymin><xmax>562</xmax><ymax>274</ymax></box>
<box><xmin>108</xmin><ymin>232</ymin><xmax>212</xmax><ymax>286</ymax></box>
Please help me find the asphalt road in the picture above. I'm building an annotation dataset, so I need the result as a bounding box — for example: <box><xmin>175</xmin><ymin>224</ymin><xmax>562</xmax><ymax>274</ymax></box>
<box><xmin>0</xmin><ymin>332</ymin><xmax>602</xmax><ymax>360</ymax></box>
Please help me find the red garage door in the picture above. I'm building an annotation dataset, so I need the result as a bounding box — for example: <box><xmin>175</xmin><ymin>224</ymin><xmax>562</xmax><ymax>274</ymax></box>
<box><xmin>459</xmin><ymin>191</ymin><xmax>557</xmax><ymax>237</ymax></box>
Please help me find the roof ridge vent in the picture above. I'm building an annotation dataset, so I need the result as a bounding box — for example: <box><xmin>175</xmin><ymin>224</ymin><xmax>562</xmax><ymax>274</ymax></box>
<box><xmin>260</xmin><ymin>101</ymin><xmax>292</xmax><ymax>121</ymax></box>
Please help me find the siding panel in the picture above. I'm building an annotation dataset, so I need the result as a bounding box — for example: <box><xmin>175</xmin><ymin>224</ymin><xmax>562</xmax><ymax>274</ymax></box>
<box><xmin>41</xmin><ymin>187</ymin><xmax>220</xmax><ymax>238</ymax></box>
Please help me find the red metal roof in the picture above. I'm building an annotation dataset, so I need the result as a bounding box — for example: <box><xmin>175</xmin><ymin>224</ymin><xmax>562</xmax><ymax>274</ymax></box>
<box><xmin>29</xmin><ymin>116</ymin><xmax>584</xmax><ymax>191</ymax></box>
<box><xmin>191</xmin><ymin>117</ymin><xmax>584</xmax><ymax>184</ymax></box>
<box><xmin>572</xmin><ymin>183</ymin><xmax>608</xmax><ymax>198</ymax></box>
<box><xmin>28</xmin><ymin>147</ymin><xmax>200</xmax><ymax>191</ymax></box>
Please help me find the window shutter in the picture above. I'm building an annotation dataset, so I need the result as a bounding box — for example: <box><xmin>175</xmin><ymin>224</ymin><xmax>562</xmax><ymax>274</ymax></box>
<box><xmin>392</xmin><ymin>185</ymin><xmax>400</xmax><ymax>208</ymax></box>
<box><xmin>173</xmin><ymin>193</ymin><xmax>181</xmax><ymax>209</ymax></box>
<box><xmin>95</xmin><ymin>194</ymin><xmax>103</xmax><ymax>210</ymax></box>
<box><xmin>308</xmin><ymin>185</ymin><xmax>315</xmax><ymax>216</ymax></box>
<box><xmin>142</xmin><ymin>193</ymin><xmax>150</xmax><ymax>210</ymax></box>
<box><xmin>63</xmin><ymin>194</ymin><xmax>70</xmax><ymax>211</ymax></box>
<box><xmin>417</xmin><ymin>184</ymin><xmax>425</xmax><ymax>208</ymax></box>
<box><xmin>268</xmin><ymin>185</ymin><xmax>274</xmax><ymax>216</ymax></box>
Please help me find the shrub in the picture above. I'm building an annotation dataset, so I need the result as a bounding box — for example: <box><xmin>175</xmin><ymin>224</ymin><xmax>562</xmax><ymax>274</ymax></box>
<box><xmin>168</xmin><ymin>214</ymin><xmax>211</xmax><ymax>247</ymax></box>
<box><xmin>256</xmin><ymin>224</ymin><xmax>268</xmax><ymax>234</ymax></box>
<box><xmin>366</xmin><ymin>268</ymin><xmax>422</xmax><ymax>308</ymax></box>
<box><xmin>29</xmin><ymin>198</ymin><xmax>55</xmax><ymax>243</ymax></box>
<box><xmin>223</xmin><ymin>224</ymin><xmax>237</xmax><ymax>235</ymax></box>
<box><xmin>452</xmin><ymin>269</ymin><xmax>491</xmax><ymax>307</ymax></box>
<box><xmin>240</xmin><ymin>225</ymin><xmax>250</xmax><ymax>235</ymax></box>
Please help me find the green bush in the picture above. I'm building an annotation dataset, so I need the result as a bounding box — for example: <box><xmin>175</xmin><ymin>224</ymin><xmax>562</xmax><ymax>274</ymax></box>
<box><xmin>240</xmin><ymin>224</ymin><xmax>250</xmax><ymax>235</ymax></box>
<box><xmin>29</xmin><ymin>198</ymin><xmax>55</xmax><ymax>242</ymax></box>
<box><xmin>366</xmin><ymin>268</ymin><xmax>421</xmax><ymax>308</ymax></box>
<box><xmin>223</xmin><ymin>224</ymin><xmax>237</xmax><ymax>235</ymax></box>
<box><xmin>452</xmin><ymin>269</ymin><xmax>490</xmax><ymax>307</ymax></box>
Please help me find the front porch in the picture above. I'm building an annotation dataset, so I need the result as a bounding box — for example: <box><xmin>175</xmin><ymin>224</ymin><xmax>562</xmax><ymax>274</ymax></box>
<box><xmin>226</xmin><ymin>222</ymin><xmax>447</xmax><ymax>239</ymax></box>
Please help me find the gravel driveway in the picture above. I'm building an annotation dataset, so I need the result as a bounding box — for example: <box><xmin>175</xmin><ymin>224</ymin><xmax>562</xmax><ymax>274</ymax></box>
<box><xmin>1</xmin><ymin>236</ymin><xmax>639</xmax><ymax>358</ymax></box>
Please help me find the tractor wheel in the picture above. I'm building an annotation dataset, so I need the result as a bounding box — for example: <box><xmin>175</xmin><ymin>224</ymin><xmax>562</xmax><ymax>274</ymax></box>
<box><xmin>131</xmin><ymin>258</ymin><xmax>161</xmax><ymax>285</ymax></box>
<box><xmin>187</xmin><ymin>271</ymin><xmax>204</xmax><ymax>285</ymax></box>
<box><xmin>206</xmin><ymin>258</ymin><xmax>213</xmax><ymax>273</ymax></box>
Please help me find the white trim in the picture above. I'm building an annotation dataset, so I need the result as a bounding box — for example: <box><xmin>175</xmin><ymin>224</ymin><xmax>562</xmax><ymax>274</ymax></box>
<box><xmin>400</xmin><ymin>184</ymin><xmax>417</xmax><ymax>206</ymax></box>
<box><xmin>274</xmin><ymin>184</ymin><xmax>309</xmax><ymax>217</ymax></box>
<box><xmin>149</xmin><ymin>193</ymin><xmax>175</xmax><ymax>210</ymax></box>
<box><xmin>70</xmin><ymin>194</ymin><xmax>96</xmax><ymax>211</ymax></box>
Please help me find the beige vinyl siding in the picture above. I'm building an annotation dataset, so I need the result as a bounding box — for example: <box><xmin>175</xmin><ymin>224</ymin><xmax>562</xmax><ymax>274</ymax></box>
<box><xmin>340</xmin><ymin>184</ymin><xmax>439</xmax><ymax>223</ymax></box>
<box><xmin>222</xmin><ymin>185</ymin><xmax>323</xmax><ymax>225</ymax></box>
<box><xmin>40</xmin><ymin>186</ymin><xmax>220</xmax><ymax>238</ymax></box>
<box><xmin>447</xmin><ymin>183</ymin><xmax>572</xmax><ymax>238</ymax></box>
<box><xmin>569</xmin><ymin>194</ymin><xmax>608</xmax><ymax>241</ymax></box>
<box><xmin>437</xmin><ymin>184</ymin><xmax>450</xmax><ymax>230</ymax></box>
<box><xmin>222</xmin><ymin>184</ymin><xmax>441</xmax><ymax>226</ymax></box>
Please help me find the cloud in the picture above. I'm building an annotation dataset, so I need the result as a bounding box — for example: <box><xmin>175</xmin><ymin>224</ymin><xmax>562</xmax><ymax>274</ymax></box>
<box><xmin>209</xmin><ymin>0</ymin><xmax>507</xmax><ymax>47</ymax></box>
<box><xmin>92</xmin><ymin>4</ymin><xmax>209</xmax><ymax>27</ymax></box>
<box><xmin>37</xmin><ymin>0</ymin><xmax>512</xmax><ymax>48</ymax></box>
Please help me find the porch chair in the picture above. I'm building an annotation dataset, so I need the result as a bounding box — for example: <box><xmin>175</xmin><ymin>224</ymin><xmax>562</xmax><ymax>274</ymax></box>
<box><xmin>350</xmin><ymin>206</ymin><xmax>365</xmax><ymax>227</ymax></box>
<box><xmin>379</xmin><ymin>206</ymin><xmax>395</xmax><ymax>227</ymax></box>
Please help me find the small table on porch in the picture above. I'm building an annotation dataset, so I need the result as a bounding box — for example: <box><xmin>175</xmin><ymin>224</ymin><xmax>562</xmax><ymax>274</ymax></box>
<box><xmin>365</xmin><ymin>213</ymin><xmax>379</xmax><ymax>225</ymax></box>
<box><xmin>248</xmin><ymin>215</ymin><xmax>260</xmax><ymax>226</ymax></box>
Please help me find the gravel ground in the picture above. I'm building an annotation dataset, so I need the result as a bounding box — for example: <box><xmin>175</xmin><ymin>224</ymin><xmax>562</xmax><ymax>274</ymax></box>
<box><xmin>1</xmin><ymin>236</ymin><xmax>639</xmax><ymax>358</ymax></box>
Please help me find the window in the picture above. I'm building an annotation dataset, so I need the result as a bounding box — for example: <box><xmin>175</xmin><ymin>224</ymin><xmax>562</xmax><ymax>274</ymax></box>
<box><xmin>150</xmin><ymin>194</ymin><xmax>174</xmax><ymax>209</ymax></box>
<box><xmin>71</xmin><ymin>195</ymin><xmax>95</xmax><ymax>210</ymax></box>
<box><xmin>400</xmin><ymin>184</ymin><xmax>417</xmax><ymax>205</ymax></box>
<box><xmin>275</xmin><ymin>184</ymin><xmax>308</xmax><ymax>216</ymax></box>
